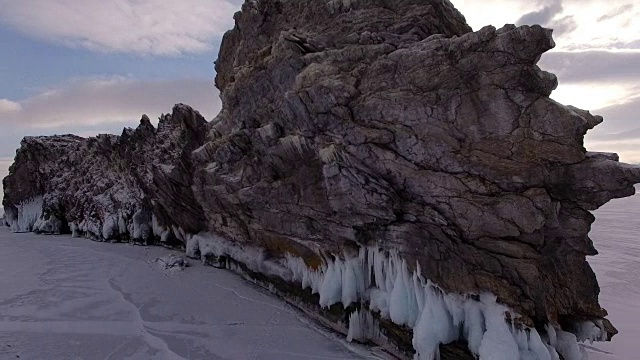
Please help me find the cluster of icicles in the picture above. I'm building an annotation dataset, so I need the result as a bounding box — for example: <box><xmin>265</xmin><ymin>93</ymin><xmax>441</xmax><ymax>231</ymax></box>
<box><xmin>284</xmin><ymin>246</ymin><xmax>605</xmax><ymax>360</ymax></box>
<box><xmin>7</xmin><ymin>196</ymin><xmax>44</xmax><ymax>233</ymax></box>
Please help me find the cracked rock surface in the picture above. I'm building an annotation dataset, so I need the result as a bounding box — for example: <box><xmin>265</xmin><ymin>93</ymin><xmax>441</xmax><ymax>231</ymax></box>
<box><xmin>4</xmin><ymin>0</ymin><xmax>640</xmax><ymax>343</ymax></box>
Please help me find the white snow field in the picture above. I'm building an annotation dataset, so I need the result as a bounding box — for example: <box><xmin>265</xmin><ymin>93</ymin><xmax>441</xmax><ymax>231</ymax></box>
<box><xmin>587</xmin><ymin>192</ymin><xmax>640</xmax><ymax>360</ymax></box>
<box><xmin>0</xmin><ymin>228</ymin><xmax>378</xmax><ymax>360</ymax></box>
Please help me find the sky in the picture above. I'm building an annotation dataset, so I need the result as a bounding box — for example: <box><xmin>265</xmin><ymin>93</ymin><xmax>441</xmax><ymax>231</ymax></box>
<box><xmin>0</xmin><ymin>0</ymin><xmax>638</xmax><ymax>203</ymax></box>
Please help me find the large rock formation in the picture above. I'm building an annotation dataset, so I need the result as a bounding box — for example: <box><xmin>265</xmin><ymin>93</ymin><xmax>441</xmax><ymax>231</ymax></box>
<box><xmin>4</xmin><ymin>0</ymin><xmax>639</xmax><ymax>358</ymax></box>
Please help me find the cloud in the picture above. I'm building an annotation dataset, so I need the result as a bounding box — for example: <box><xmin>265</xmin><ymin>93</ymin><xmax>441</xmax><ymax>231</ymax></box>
<box><xmin>541</xmin><ymin>50</ymin><xmax>640</xmax><ymax>112</ymax></box>
<box><xmin>516</xmin><ymin>0</ymin><xmax>563</xmax><ymax>26</ymax></box>
<box><xmin>540</xmin><ymin>51</ymin><xmax>640</xmax><ymax>84</ymax></box>
<box><xmin>548</xmin><ymin>15</ymin><xmax>577</xmax><ymax>37</ymax></box>
<box><xmin>587</xmin><ymin>95</ymin><xmax>640</xmax><ymax>135</ymax></box>
<box><xmin>0</xmin><ymin>99</ymin><xmax>21</xmax><ymax>113</ymax></box>
<box><xmin>455</xmin><ymin>0</ymin><xmax>640</xmax><ymax>52</ymax></box>
<box><xmin>0</xmin><ymin>0</ymin><xmax>241</xmax><ymax>56</ymax></box>
<box><xmin>608</xmin><ymin>39</ymin><xmax>640</xmax><ymax>50</ymax></box>
<box><xmin>597</xmin><ymin>4</ymin><xmax>634</xmax><ymax>22</ymax></box>
<box><xmin>584</xmin><ymin>137</ymin><xmax>640</xmax><ymax>164</ymax></box>
<box><xmin>588</xmin><ymin>128</ymin><xmax>640</xmax><ymax>142</ymax></box>
<box><xmin>0</xmin><ymin>76</ymin><xmax>221</xmax><ymax>129</ymax></box>
<box><xmin>583</xmin><ymin>95</ymin><xmax>640</xmax><ymax>163</ymax></box>
<box><xmin>551</xmin><ymin>83</ymin><xmax>637</xmax><ymax>111</ymax></box>
<box><xmin>512</xmin><ymin>0</ymin><xmax>577</xmax><ymax>37</ymax></box>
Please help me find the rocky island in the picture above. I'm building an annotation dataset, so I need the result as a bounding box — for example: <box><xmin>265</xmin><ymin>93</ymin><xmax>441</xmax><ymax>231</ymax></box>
<box><xmin>4</xmin><ymin>0</ymin><xmax>639</xmax><ymax>359</ymax></box>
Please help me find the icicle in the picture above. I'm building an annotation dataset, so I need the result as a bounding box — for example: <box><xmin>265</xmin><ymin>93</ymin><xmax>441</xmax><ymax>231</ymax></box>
<box><xmin>477</xmin><ymin>294</ymin><xmax>520</xmax><ymax>360</ymax></box>
<box><xmin>545</xmin><ymin>324</ymin><xmax>558</xmax><ymax>348</ymax></box>
<box><xmin>9</xmin><ymin>196</ymin><xmax>43</xmax><ymax>232</ymax></box>
<box><xmin>117</xmin><ymin>215</ymin><xmax>126</xmax><ymax>235</ymax></box>
<box><xmin>319</xmin><ymin>260</ymin><xmax>342</xmax><ymax>307</ymax></box>
<box><xmin>389</xmin><ymin>260</ymin><xmax>410</xmax><ymax>325</ymax></box>
<box><xmin>555</xmin><ymin>331</ymin><xmax>584</xmax><ymax>360</ymax></box>
<box><xmin>347</xmin><ymin>310</ymin><xmax>362</xmax><ymax>342</ymax></box>
<box><xmin>368</xmin><ymin>287</ymin><xmax>389</xmax><ymax>318</ymax></box>
<box><xmin>356</xmin><ymin>247</ymin><xmax>367</xmax><ymax>295</ymax></box>
<box><xmin>70</xmin><ymin>222</ymin><xmax>80</xmax><ymax>238</ymax></box>
<box><xmin>528</xmin><ymin>328</ymin><xmax>553</xmax><ymax>360</ymax></box>
<box><xmin>413</xmin><ymin>287</ymin><xmax>458</xmax><ymax>360</ymax></box>
<box><xmin>366</xmin><ymin>247</ymin><xmax>375</xmax><ymax>288</ymax></box>
<box><xmin>373</xmin><ymin>248</ymin><xmax>386</xmax><ymax>291</ymax></box>
<box><xmin>414</xmin><ymin>271</ymin><xmax>426</xmax><ymax>315</ymax></box>
<box><xmin>385</xmin><ymin>256</ymin><xmax>395</xmax><ymax>293</ymax></box>
<box><xmin>342</xmin><ymin>257</ymin><xmax>358</xmax><ymax>307</ymax></box>
<box><xmin>347</xmin><ymin>309</ymin><xmax>380</xmax><ymax>343</ymax></box>
<box><xmin>463</xmin><ymin>298</ymin><xmax>485</xmax><ymax>355</ymax></box>
<box><xmin>511</xmin><ymin>324</ymin><xmax>529</xmax><ymax>354</ymax></box>
<box><xmin>545</xmin><ymin>344</ymin><xmax>561</xmax><ymax>360</ymax></box>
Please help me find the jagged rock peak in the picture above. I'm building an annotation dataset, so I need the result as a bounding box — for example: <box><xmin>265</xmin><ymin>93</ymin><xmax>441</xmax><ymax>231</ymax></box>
<box><xmin>140</xmin><ymin>113</ymin><xmax>152</xmax><ymax>125</ymax></box>
<box><xmin>215</xmin><ymin>0</ymin><xmax>472</xmax><ymax>91</ymax></box>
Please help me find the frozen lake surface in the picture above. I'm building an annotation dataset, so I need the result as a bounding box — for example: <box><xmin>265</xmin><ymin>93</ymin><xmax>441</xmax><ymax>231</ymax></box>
<box><xmin>587</xmin><ymin>193</ymin><xmax>640</xmax><ymax>360</ymax></box>
<box><xmin>0</xmin><ymin>192</ymin><xmax>638</xmax><ymax>360</ymax></box>
<box><xmin>0</xmin><ymin>228</ymin><xmax>377</xmax><ymax>360</ymax></box>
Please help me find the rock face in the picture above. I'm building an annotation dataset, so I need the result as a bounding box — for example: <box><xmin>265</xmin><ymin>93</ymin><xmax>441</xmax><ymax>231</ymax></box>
<box><xmin>4</xmin><ymin>0</ymin><xmax>639</xmax><ymax>358</ymax></box>
<box><xmin>3</xmin><ymin>105</ymin><xmax>208</xmax><ymax>244</ymax></box>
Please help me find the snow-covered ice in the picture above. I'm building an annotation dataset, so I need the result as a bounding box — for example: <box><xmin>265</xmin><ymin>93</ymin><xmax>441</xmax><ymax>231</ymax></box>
<box><xmin>586</xmin><ymin>192</ymin><xmax>640</xmax><ymax>360</ymax></box>
<box><xmin>0</xmin><ymin>228</ymin><xmax>376</xmax><ymax>360</ymax></box>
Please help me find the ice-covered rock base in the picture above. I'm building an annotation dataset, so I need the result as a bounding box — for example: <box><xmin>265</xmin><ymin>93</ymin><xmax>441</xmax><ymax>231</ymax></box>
<box><xmin>1</xmin><ymin>194</ymin><xmax>608</xmax><ymax>359</ymax></box>
<box><xmin>185</xmin><ymin>234</ymin><xmax>605</xmax><ymax>360</ymax></box>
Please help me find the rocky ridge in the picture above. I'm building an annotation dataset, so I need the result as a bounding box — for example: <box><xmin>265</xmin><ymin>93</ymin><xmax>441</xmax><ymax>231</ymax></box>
<box><xmin>4</xmin><ymin>0</ymin><xmax>640</xmax><ymax>359</ymax></box>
